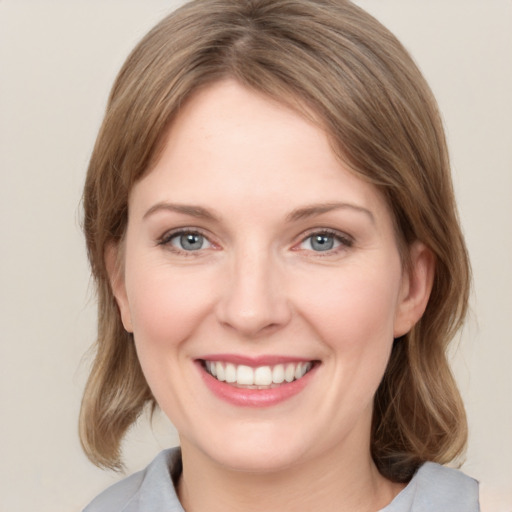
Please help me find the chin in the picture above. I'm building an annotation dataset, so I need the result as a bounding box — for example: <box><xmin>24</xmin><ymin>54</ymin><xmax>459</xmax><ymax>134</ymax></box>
<box><xmin>185</xmin><ymin>423</ymin><xmax>313</xmax><ymax>474</ymax></box>
<box><xmin>212</xmin><ymin>444</ymin><xmax>305</xmax><ymax>474</ymax></box>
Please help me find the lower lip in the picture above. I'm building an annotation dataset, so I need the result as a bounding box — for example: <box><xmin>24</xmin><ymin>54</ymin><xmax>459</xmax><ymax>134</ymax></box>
<box><xmin>197</xmin><ymin>362</ymin><xmax>318</xmax><ymax>408</ymax></box>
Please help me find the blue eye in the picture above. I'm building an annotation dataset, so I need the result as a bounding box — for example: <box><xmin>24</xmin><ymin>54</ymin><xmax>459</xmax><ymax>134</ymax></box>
<box><xmin>299</xmin><ymin>231</ymin><xmax>351</xmax><ymax>252</ymax></box>
<box><xmin>168</xmin><ymin>231</ymin><xmax>212</xmax><ymax>251</ymax></box>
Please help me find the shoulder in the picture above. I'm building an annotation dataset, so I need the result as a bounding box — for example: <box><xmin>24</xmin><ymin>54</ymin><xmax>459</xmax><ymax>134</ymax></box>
<box><xmin>416</xmin><ymin>462</ymin><xmax>479</xmax><ymax>497</ymax></box>
<box><xmin>382</xmin><ymin>462</ymin><xmax>480</xmax><ymax>512</ymax></box>
<box><xmin>83</xmin><ymin>448</ymin><xmax>184</xmax><ymax>512</ymax></box>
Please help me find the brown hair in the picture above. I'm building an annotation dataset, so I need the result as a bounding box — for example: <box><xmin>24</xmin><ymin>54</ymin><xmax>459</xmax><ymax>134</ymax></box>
<box><xmin>81</xmin><ymin>0</ymin><xmax>470</xmax><ymax>481</ymax></box>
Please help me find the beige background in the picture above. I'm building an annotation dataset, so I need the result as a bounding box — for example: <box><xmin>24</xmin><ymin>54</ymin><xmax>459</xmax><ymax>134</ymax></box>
<box><xmin>0</xmin><ymin>1</ymin><xmax>510</xmax><ymax>511</ymax></box>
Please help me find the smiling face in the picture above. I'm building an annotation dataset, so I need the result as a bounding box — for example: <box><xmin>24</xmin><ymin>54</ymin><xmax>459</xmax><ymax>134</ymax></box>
<box><xmin>110</xmin><ymin>80</ymin><xmax>430</xmax><ymax>474</ymax></box>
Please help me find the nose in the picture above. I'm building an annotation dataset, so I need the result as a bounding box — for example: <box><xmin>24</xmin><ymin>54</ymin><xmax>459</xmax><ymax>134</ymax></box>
<box><xmin>215</xmin><ymin>247</ymin><xmax>292</xmax><ymax>338</ymax></box>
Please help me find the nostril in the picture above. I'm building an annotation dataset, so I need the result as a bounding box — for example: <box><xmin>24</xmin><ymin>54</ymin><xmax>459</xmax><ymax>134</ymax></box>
<box><xmin>214</xmin><ymin>262</ymin><xmax>292</xmax><ymax>336</ymax></box>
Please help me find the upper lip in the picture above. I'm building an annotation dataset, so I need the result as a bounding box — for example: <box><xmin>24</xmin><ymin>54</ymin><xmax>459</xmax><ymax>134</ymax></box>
<box><xmin>198</xmin><ymin>354</ymin><xmax>317</xmax><ymax>367</ymax></box>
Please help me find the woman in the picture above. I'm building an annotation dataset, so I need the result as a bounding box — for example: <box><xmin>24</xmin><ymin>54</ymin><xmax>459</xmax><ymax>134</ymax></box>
<box><xmin>81</xmin><ymin>1</ymin><xmax>479</xmax><ymax>510</ymax></box>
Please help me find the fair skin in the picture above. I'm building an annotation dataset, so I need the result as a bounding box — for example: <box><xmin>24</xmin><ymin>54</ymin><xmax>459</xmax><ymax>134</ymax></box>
<box><xmin>109</xmin><ymin>80</ymin><xmax>433</xmax><ymax>512</ymax></box>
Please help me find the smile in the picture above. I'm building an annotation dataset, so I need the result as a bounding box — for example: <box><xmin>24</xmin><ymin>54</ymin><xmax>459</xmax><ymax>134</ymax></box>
<box><xmin>203</xmin><ymin>360</ymin><xmax>314</xmax><ymax>388</ymax></box>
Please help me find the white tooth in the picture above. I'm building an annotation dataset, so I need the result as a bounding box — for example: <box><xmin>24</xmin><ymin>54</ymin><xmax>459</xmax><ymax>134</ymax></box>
<box><xmin>216</xmin><ymin>362</ymin><xmax>225</xmax><ymax>381</ymax></box>
<box><xmin>272</xmin><ymin>364</ymin><xmax>285</xmax><ymax>384</ymax></box>
<box><xmin>210</xmin><ymin>361</ymin><xmax>217</xmax><ymax>377</ymax></box>
<box><xmin>303</xmin><ymin>362</ymin><xmax>312</xmax><ymax>375</ymax></box>
<box><xmin>285</xmin><ymin>363</ymin><xmax>295</xmax><ymax>382</ymax></box>
<box><xmin>294</xmin><ymin>362</ymin><xmax>303</xmax><ymax>380</ymax></box>
<box><xmin>237</xmin><ymin>365</ymin><xmax>254</xmax><ymax>385</ymax></box>
<box><xmin>225</xmin><ymin>363</ymin><xmax>237</xmax><ymax>383</ymax></box>
<box><xmin>299</xmin><ymin>363</ymin><xmax>309</xmax><ymax>378</ymax></box>
<box><xmin>254</xmin><ymin>366</ymin><xmax>272</xmax><ymax>386</ymax></box>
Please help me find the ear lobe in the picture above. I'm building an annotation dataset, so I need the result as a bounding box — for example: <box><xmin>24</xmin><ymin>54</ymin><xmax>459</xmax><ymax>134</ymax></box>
<box><xmin>105</xmin><ymin>242</ymin><xmax>133</xmax><ymax>333</ymax></box>
<box><xmin>393</xmin><ymin>241</ymin><xmax>435</xmax><ymax>338</ymax></box>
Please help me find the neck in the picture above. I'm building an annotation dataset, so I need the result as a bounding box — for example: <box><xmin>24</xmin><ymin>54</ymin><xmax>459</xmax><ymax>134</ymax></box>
<box><xmin>177</xmin><ymin>437</ymin><xmax>403</xmax><ymax>512</ymax></box>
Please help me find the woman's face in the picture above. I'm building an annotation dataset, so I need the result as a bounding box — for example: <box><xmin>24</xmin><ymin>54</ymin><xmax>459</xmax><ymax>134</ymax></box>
<box><xmin>112</xmin><ymin>80</ymin><xmax>424</xmax><ymax>473</ymax></box>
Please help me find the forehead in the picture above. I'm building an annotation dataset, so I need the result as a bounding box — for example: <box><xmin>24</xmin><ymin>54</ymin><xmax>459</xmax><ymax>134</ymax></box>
<box><xmin>130</xmin><ymin>79</ymin><xmax>389</xmax><ymax>223</ymax></box>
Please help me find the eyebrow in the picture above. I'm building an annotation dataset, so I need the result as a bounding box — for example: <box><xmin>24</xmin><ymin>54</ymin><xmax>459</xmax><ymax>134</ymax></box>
<box><xmin>143</xmin><ymin>201</ymin><xmax>375</xmax><ymax>224</ymax></box>
<box><xmin>286</xmin><ymin>202</ymin><xmax>375</xmax><ymax>224</ymax></box>
<box><xmin>143</xmin><ymin>202</ymin><xmax>219</xmax><ymax>221</ymax></box>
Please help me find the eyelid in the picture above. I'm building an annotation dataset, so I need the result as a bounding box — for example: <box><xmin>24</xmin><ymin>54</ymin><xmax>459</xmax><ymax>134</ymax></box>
<box><xmin>157</xmin><ymin>227</ymin><xmax>218</xmax><ymax>253</ymax></box>
<box><xmin>294</xmin><ymin>228</ymin><xmax>354</xmax><ymax>252</ymax></box>
<box><xmin>156</xmin><ymin>226</ymin><xmax>353</xmax><ymax>254</ymax></box>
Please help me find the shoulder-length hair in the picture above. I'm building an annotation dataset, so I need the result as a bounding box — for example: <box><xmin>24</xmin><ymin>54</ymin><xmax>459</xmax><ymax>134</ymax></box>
<box><xmin>81</xmin><ymin>0</ymin><xmax>470</xmax><ymax>482</ymax></box>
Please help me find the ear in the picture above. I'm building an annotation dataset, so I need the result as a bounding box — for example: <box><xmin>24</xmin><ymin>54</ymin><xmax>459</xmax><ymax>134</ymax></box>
<box><xmin>105</xmin><ymin>242</ymin><xmax>133</xmax><ymax>333</ymax></box>
<box><xmin>393</xmin><ymin>241</ymin><xmax>435</xmax><ymax>338</ymax></box>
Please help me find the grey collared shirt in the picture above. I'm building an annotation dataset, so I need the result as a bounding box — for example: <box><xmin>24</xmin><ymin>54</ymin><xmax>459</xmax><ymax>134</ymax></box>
<box><xmin>83</xmin><ymin>447</ymin><xmax>479</xmax><ymax>511</ymax></box>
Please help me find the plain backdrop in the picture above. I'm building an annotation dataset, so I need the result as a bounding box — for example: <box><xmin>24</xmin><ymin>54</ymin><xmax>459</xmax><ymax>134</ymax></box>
<box><xmin>0</xmin><ymin>1</ymin><xmax>511</xmax><ymax>511</ymax></box>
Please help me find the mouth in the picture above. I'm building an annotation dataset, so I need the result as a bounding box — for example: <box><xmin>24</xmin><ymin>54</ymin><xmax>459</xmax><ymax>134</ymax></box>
<box><xmin>200</xmin><ymin>359</ymin><xmax>317</xmax><ymax>389</ymax></box>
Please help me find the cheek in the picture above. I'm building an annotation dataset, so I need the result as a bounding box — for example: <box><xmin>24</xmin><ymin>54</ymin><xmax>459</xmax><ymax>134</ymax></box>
<box><xmin>294</xmin><ymin>260</ymin><xmax>402</xmax><ymax>352</ymax></box>
<box><xmin>124</xmin><ymin>259</ymin><xmax>217</xmax><ymax>351</ymax></box>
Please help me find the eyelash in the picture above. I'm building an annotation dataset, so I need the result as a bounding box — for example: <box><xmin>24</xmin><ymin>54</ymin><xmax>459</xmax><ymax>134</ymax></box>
<box><xmin>157</xmin><ymin>228</ymin><xmax>354</xmax><ymax>256</ymax></box>
<box><xmin>157</xmin><ymin>228</ymin><xmax>214</xmax><ymax>256</ymax></box>
<box><xmin>296</xmin><ymin>229</ymin><xmax>354</xmax><ymax>255</ymax></box>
